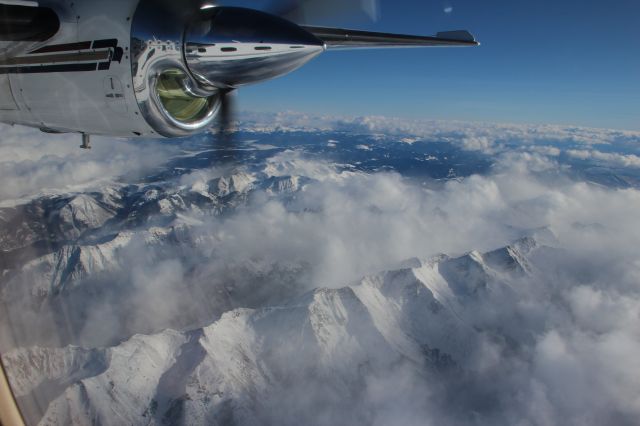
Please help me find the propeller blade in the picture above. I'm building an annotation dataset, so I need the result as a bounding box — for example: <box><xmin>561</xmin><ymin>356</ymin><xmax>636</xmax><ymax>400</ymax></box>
<box><xmin>213</xmin><ymin>89</ymin><xmax>238</xmax><ymax>164</ymax></box>
<box><xmin>218</xmin><ymin>89</ymin><xmax>235</xmax><ymax>140</ymax></box>
<box><xmin>152</xmin><ymin>0</ymin><xmax>209</xmax><ymax>20</ymax></box>
<box><xmin>265</xmin><ymin>0</ymin><xmax>379</xmax><ymax>24</ymax></box>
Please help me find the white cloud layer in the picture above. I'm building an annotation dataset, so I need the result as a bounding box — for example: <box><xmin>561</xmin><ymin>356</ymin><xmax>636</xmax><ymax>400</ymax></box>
<box><xmin>2</xmin><ymin>115</ymin><xmax>640</xmax><ymax>425</ymax></box>
<box><xmin>0</xmin><ymin>124</ymin><xmax>179</xmax><ymax>204</ymax></box>
<box><xmin>567</xmin><ymin>149</ymin><xmax>640</xmax><ymax>168</ymax></box>
<box><xmin>242</xmin><ymin>111</ymin><xmax>640</xmax><ymax>150</ymax></box>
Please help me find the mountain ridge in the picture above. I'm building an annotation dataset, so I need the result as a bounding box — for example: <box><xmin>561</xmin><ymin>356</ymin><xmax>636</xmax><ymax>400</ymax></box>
<box><xmin>3</xmin><ymin>236</ymin><xmax>548</xmax><ymax>426</ymax></box>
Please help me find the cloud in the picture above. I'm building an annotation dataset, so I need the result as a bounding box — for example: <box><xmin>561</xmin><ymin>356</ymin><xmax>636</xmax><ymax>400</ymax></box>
<box><xmin>2</xmin><ymin>115</ymin><xmax>640</xmax><ymax>425</ymax></box>
<box><xmin>198</xmin><ymin>150</ymin><xmax>640</xmax><ymax>291</ymax></box>
<box><xmin>0</xmin><ymin>124</ymin><xmax>180</xmax><ymax>204</ymax></box>
<box><xmin>529</xmin><ymin>145</ymin><xmax>562</xmax><ymax>156</ymax></box>
<box><xmin>242</xmin><ymin>112</ymin><xmax>640</xmax><ymax>170</ymax></box>
<box><xmin>461</xmin><ymin>136</ymin><xmax>494</xmax><ymax>152</ymax></box>
<box><xmin>567</xmin><ymin>149</ymin><xmax>640</xmax><ymax>168</ymax></box>
<box><xmin>242</xmin><ymin>111</ymin><xmax>640</xmax><ymax>146</ymax></box>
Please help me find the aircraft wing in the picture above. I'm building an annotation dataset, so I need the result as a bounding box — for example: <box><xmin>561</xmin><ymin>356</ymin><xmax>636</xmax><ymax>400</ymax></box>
<box><xmin>301</xmin><ymin>26</ymin><xmax>479</xmax><ymax>49</ymax></box>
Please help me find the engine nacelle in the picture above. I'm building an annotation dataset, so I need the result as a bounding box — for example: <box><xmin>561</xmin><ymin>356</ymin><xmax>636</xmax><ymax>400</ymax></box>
<box><xmin>0</xmin><ymin>0</ymin><xmax>324</xmax><ymax>139</ymax></box>
<box><xmin>131</xmin><ymin>2</ymin><xmax>324</xmax><ymax>138</ymax></box>
<box><xmin>184</xmin><ymin>7</ymin><xmax>324</xmax><ymax>90</ymax></box>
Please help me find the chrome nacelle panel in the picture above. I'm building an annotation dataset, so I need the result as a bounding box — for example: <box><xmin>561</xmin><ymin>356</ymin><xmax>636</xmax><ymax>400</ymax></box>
<box><xmin>131</xmin><ymin>4</ymin><xmax>324</xmax><ymax>137</ymax></box>
<box><xmin>130</xmin><ymin>0</ymin><xmax>221</xmax><ymax>138</ymax></box>
<box><xmin>130</xmin><ymin>36</ymin><xmax>222</xmax><ymax>137</ymax></box>
<box><xmin>185</xmin><ymin>7</ymin><xmax>325</xmax><ymax>90</ymax></box>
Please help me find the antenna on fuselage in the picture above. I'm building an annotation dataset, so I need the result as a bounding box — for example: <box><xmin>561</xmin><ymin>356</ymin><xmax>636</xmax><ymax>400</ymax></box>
<box><xmin>80</xmin><ymin>133</ymin><xmax>91</xmax><ymax>150</ymax></box>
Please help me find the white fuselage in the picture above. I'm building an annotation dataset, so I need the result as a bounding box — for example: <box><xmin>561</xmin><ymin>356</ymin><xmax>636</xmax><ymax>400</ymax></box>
<box><xmin>0</xmin><ymin>0</ymin><xmax>151</xmax><ymax>137</ymax></box>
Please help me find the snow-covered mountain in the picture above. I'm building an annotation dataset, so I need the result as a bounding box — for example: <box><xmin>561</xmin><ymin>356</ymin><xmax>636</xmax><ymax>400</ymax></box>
<box><xmin>3</xmin><ymin>237</ymin><xmax>547</xmax><ymax>426</ymax></box>
<box><xmin>0</xmin><ymin>158</ymin><xmax>322</xmax><ymax>351</ymax></box>
<box><xmin>3</xmin><ymin>125</ymin><xmax>640</xmax><ymax>426</ymax></box>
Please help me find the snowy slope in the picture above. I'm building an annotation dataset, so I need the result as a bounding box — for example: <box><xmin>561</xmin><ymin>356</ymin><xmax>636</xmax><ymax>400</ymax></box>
<box><xmin>3</xmin><ymin>238</ymin><xmax>544</xmax><ymax>426</ymax></box>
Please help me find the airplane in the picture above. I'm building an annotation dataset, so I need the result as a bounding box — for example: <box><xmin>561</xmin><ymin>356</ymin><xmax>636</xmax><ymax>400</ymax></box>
<box><xmin>0</xmin><ymin>0</ymin><xmax>478</xmax><ymax>150</ymax></box>
<box><xmin>0</xmin><ymin>2</ymin><xmax>477</xmax><ymax>423</ymax></box>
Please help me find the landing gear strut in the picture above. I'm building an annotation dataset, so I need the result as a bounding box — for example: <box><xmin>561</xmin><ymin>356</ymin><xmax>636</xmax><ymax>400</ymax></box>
<box><xmin>80</xmin><ymin>133</ymin><xmax>91</xmax><ymax>150</ymax></box>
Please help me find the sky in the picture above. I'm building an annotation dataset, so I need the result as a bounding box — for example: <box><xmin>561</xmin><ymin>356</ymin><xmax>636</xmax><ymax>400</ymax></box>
<box><xmin>232</xmin><ymin>0</ymin><xmax>640</xmax><ymax>130</ymax></box>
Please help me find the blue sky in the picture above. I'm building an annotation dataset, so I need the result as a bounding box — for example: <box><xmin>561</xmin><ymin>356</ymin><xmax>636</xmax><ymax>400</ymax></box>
<box><xmin>233</xmin><ymin>0</ymin><xmax>640</xmax><ymax>130</ymax></box>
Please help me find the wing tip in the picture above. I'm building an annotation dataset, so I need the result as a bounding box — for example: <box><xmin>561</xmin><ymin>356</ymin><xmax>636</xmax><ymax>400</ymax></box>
<box><xmin>435</xmin><ymin>30</ymin><xmax>478</xmax><ymax>44</ymax></box>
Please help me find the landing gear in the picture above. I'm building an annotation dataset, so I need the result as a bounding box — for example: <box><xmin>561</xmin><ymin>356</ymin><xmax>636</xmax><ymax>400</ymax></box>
<box><xmin>80</xmin><ymin>133</ymin><xmax>91</xmax><ymax>150</ymax></box>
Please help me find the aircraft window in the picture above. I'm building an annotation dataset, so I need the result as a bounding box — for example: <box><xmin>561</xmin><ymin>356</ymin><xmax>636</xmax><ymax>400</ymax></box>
<box><xmin>155</xmin><ymin>69</ymin><xmax>212</xmax><ymax>123</ymax></box>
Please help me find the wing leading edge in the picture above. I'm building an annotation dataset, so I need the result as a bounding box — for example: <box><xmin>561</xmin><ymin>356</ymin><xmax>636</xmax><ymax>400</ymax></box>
<box><xmin>300</xmin><ymin>26</ymin><xmax>479</xmax><ymax>49</ymax></box>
